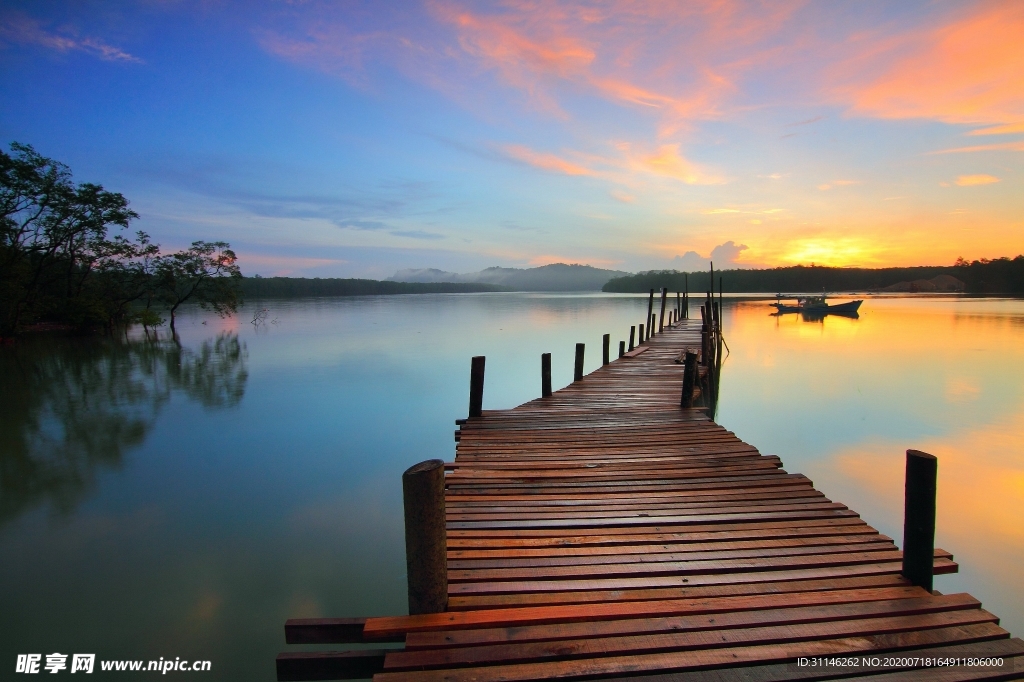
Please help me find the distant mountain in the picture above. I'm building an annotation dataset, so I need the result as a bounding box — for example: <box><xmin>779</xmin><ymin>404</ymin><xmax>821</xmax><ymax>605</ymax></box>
<box><xmin>388</xmin><ymin>263</ymin><xmax>630</xmax><ymax>291</ymax></box>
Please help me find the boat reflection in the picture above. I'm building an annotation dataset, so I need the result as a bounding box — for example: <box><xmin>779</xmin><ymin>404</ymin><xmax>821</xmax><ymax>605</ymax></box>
<box><xmin>0</xmin><ymin>333</ymin><xmax>247</xmax><ymax>525</ymax></box>
<box><xmin>772</xmin><ymin>309</ymin><xmax>861</xmax><ymax>321</ymax></box>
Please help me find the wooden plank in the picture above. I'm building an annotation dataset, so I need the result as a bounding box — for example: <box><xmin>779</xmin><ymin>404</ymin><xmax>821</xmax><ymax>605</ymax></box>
<box><xmin>364</xmin><ymin>587</ymin><xmax>939</xmax><ymax>639</ymax></box>
<box><xmin>384</xmin><ymin>608</ymin><xmax>998</xmax><ymax>671</ymax></box>
<box><xmin>603</xmin><ymin>637</ymin><xmax>1024</xmax><ymax>681</ymax></box>
<box><xmin>446</xmin><ymin>574</ymin><xmax>917</xmax><ymax>610</ymax></box>
<box><xmin>405</xmin><ymin>593</ymin><xmax>980</xmax><ymax>650</ymax></box>
<box><xmin>372</xmin><ymin>622</ymin><xmax>1010</xmax><ymax>682</ymax></box>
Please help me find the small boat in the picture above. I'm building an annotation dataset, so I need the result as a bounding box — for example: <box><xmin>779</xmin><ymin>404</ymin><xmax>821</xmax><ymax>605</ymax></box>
<box><xmin>772</xmin><ymin>294</ymin><xmax>862</xmax><ymax>315</ymax></box>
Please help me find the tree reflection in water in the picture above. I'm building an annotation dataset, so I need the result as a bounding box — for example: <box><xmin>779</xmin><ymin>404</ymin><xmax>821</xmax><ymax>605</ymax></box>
<box><xmin>0</xmin><ymin>334</ymin><xmax>247</xmax><ymax>524</ymax></box>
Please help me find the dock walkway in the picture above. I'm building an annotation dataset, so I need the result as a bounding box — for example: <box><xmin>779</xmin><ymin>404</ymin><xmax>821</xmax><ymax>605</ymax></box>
<box><xmin>280</xmin><ymin>319</ymin><xmax>1023</xmax><ymax>681</ymax></box>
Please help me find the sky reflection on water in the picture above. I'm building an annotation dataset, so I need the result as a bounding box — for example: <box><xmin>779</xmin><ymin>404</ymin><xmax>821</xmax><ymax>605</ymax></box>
<box><xmin>1</xmin><ymin>293</ymin><xmax>1021</xmax><ymax>679</ymax></box>
<box><xmin>716</xmin><ymin>295</ymin><xmax>1024</xmax><ymax>637</ymax></box>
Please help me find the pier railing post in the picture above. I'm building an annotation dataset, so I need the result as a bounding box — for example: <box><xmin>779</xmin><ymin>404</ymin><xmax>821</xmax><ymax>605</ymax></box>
<box><xmin>638</xmin><ymin>323</ymin><xmax>645</xmax><ymax>345</ymax></box>
<box><xmin>402</xmin><ymin>459</ymin><xmax>448</xmax><ymax>615</ymax></box>
<box><xmin>628</xmin><ymin>325</ymin><xmax>636</xmax><ymax>351</ymax></box>
<box><xmin>650</xmin><ymin>314</ymin><xmax>656</xmax><ymax>339</ymax></box>
<box><xmin>618</xmin><ymin>340</ymin><xmax>625</xmax><ymax>358</ymax></box>
<box><xmin>468</xmin><ymin>356</ymin><xmax>485</xmax><ymax>419</ymax></box>
<box><xmin>659</xmin><ymin>287</ymin><xmax>668</xmax><ymax>333</ymax></box>
<box><xmin>541</xmin><ymin>353</ymin><xmax>552</xmax><ymax>397</ymax></box>
<box><xmin>574</xmin><ymin>343</ymin><xmax>585</xmax><ymax>382</ymax></box>
<box><xmin>680</xmin><ymin>351</ymin><xmax>698</xmax><ymax>408</ymax></box>
<box><xmin>646</xmin><ymin>289</ymin><xmax>654</xmax><ymax>339</ymax></box>
<box><xmin>902</xmin><ymin>449</ymin><xmax>937</xmax><ymax>592</ymax></box>
<box><xmin>602</xmin><ymin>334</ymin><xmax>610</xmax><ymax>365</ymax></box>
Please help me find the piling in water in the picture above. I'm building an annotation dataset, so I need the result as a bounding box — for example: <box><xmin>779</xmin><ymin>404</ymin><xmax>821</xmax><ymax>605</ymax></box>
<box><xmin>402</xmin><ymin>459</ymin><xmax>447</xmax><ymax>615</ymax></box>
<box><xmin>902</xmin><ymin>449</ymin><xmax>937</xmax><ymax>592</ymax></box>
<box><xmin>541</xmin><ymin>353</ymin><xmax>552</xmax><ymax>398</ymax></box>
<box><xmin>468</xmin><ymin>356</ymin><xmax>485</xmax><ymax>419</ymax></box>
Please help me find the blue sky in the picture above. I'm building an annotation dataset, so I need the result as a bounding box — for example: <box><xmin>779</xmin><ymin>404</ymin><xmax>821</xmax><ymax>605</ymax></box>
<box><xmin>1</xmin><ymin>1</ymin><xmax>1021</xmax><ymax>277</ymax></box>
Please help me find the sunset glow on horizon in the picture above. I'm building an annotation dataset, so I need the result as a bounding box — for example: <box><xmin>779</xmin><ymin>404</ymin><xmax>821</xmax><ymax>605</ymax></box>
<box><xmin>1</xmin><ymin>1</ymin><xmax>1021</xmax><ymax>277</ymax></box>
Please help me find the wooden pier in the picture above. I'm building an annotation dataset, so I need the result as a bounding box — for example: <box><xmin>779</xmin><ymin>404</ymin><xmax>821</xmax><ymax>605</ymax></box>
<box><xmin>278</xmin><ymin>311</ymin><xmax>1023</xmax><ymax>681</ymax></box>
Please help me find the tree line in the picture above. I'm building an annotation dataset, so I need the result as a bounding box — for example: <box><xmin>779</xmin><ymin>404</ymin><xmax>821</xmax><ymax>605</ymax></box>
<box><xmin>1</xmin><ymin>143</ymin><xmax>241</xmax><ymax>337</ymax></box>
<box><xmin>241</xmin><ymin>277</ymin><xmax>506</xmax><ymax>298</ymax></box>
<box><xmin>603</xmin><ymin>260</ymin><xmax>1024</xmax><ymax>295</ymax></box>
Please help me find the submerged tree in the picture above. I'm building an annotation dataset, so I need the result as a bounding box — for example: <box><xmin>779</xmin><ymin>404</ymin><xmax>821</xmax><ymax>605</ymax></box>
<box><xmin>155</xmin><ymin>241</ymin><xmax>242</xmax><ymax>332</ymax></box>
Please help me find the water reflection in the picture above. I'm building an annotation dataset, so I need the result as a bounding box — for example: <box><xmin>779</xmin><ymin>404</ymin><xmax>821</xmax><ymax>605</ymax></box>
<box><xmin>0</xmin><ymin>334</ymin><xmax>247</xmax><ymax>524</ymax></box>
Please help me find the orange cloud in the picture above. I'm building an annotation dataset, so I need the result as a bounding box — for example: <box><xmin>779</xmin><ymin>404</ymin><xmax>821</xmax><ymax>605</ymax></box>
<box><xmin>967</xmin><ymin>122</ymin><xmax>1024</xmax><ymax>136</ymax></box>
<box><xmin>630</xmin><ymin>143</ymin><xmax>712</xmax><ymax>184</ymax></box>
<box><xmin>501</xmin><ymin>141</ymin><xmax>721</xmax><ymax>185</ymax></box>
<box><xmin>954</xmin><ymin>174</ymin><xmax>1000</xmax><ymax>186</ymax></box>
<box><xmin>502</xmin><ymin>144</ymin><xmax>595</xmax><ymax>176</ymax></box>
<box><xmin>839</xmin><ymin>2</ymin><xmax>1024</xmax><ymax>125</ymax></box>
<box><xmin>930</xmin><ymin>141</ymin><xmax>1024</xmax><ymax>154</ymax></box>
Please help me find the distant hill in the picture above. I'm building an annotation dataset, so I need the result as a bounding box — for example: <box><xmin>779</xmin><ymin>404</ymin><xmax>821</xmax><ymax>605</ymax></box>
<box><xmin>389</xmin><ymin>263</ymin><xmax>629</xmax><ymax>291</ymax></box>
<box><xmin>882</xmin><ymin>274</ymin><xmax>964</xmax><ymax>292</ymax></box>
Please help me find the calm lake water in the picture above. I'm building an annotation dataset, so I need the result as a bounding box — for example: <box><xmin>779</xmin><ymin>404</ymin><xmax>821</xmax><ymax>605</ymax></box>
<box><xmin>2</xmin><ymin>293</ymin><xmax>1022</xmax><ymax>679</ymax></box>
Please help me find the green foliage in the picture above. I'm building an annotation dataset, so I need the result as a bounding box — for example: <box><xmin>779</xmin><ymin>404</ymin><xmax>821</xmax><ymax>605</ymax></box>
<box><xmin>953</xmin><ymin>255</ymin><xmax>1024</xmax><ymax>294</ymax></box>
<box><xmin>603</xmin><ymin>261</ymin><xmax>1024</xmax><ymax>295</ymax></box>
<box><xmin>0</xmin><ymin>143</ymin><xmax>241</xmax><ymax>336</ymax></box>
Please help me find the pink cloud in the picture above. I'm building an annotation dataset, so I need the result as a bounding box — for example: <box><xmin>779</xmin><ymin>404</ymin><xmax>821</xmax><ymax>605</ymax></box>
<box><xmin>0</xmin><ymin>11</ymin><xmax>142</xmax><ymax>63</ymax></box>
<box><xmin>502</xmin><ymin>144</ymin><xmax>596</xmax><ymax>176</ymax></box>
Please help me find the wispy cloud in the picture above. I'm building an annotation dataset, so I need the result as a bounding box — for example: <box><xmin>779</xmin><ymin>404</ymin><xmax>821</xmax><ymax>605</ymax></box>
<box><xmin>0</xmin><ymin>11</ymin><xmax>142</xmax><ymax>63</ymax></box>
<box><xmin>785</xmin><ymin>115</ymin><xmax>823</xmax><ymax>127</ymax></box>
<box><xmin>930</xmin><ymin>141</ymin><xmax>1024</xmax><ymax>154</ymax></box>
<box><xmin>502</xmin><ymin>144</ymin><xmax>595</xmax><ymax>176</ymax></box>
<box><xmin>955</xmin><ymin>174</ymin><xmax>1000</xmax><ymax>186</ymax></box>
<box><xmin>967</xmin><ymin>122</ymin><xmax>1024</xmax><ymax>136</ymax></box>
<box><xmin>499</xmin><ymin>140</ymin><xmax>721</xmax><ymax>186</ymax></box>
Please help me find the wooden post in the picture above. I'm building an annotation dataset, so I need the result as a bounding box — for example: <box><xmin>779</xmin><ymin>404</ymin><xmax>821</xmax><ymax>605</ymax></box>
<box><xmin>628</xmin><ymin>325</ymin><xmax>636</xmax><ymax>351</ymax></box>
<box><xmin>402</xmin><ymin>459</ymin><xmax>447</xmax><ymax>615</ymax></box>
<box><xmin>602</xmin><ymin>334</ymin><xmax>610</xmax><ymax>365</ymax></box>
<box><xmin>680</xmin><ymin>351</ymin><xmax>698</xmax><ymax>408</ymax></box>
<box><xmin>646</xmin><ymin>290</ymin><xmax>654</xmax><ymax>338</ymax></box>
<box><xmin>658</xmin><ymin>287</ymin><xmax>668</xmax><ymax>332</ymax></box>
<box><xmin>574</xmin><ymin>343</ymin><xmax>585</xmax><ymax>382</ymax></box>
<box><xmin>684</xmin><ymin>274</ymin><xmax>689</xmax><ymax>319</ymax></box>
<box><xmin>468</xmin><ymin>356</ymin><xmax>485</xmax><ymax>419</ymax></box>
<box><xmin>719</xmin><ymin>276</ymin><xmax>724</xmax><ymax>335</ymax></box>
<box><xmin>618</xmin><ymin>340</ymin><xmax>625</xmax><ymax>358</ymax></box>
<box><xmin>638</xmin><ymin>323</ymin><xmax>645</xmax><ymax>345</ymax></box>
<box><xmin>650</xmin><ymin>313</ymin><xmax>656</xmax><ymax>339</ymax></box>
<box><xmin>902</xmin><ymin>449</ymin><xmax>937</xmax><ymax>592</ymax></box>
<box><xmin>541</xmin><ymin>353</ymin><xmax>552</xmax><ymax>397</ymax></box>
<box><xmin>676</xmin><ymin>292</ymin><xmax>681</xmax><ymax>318</ymax></box>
